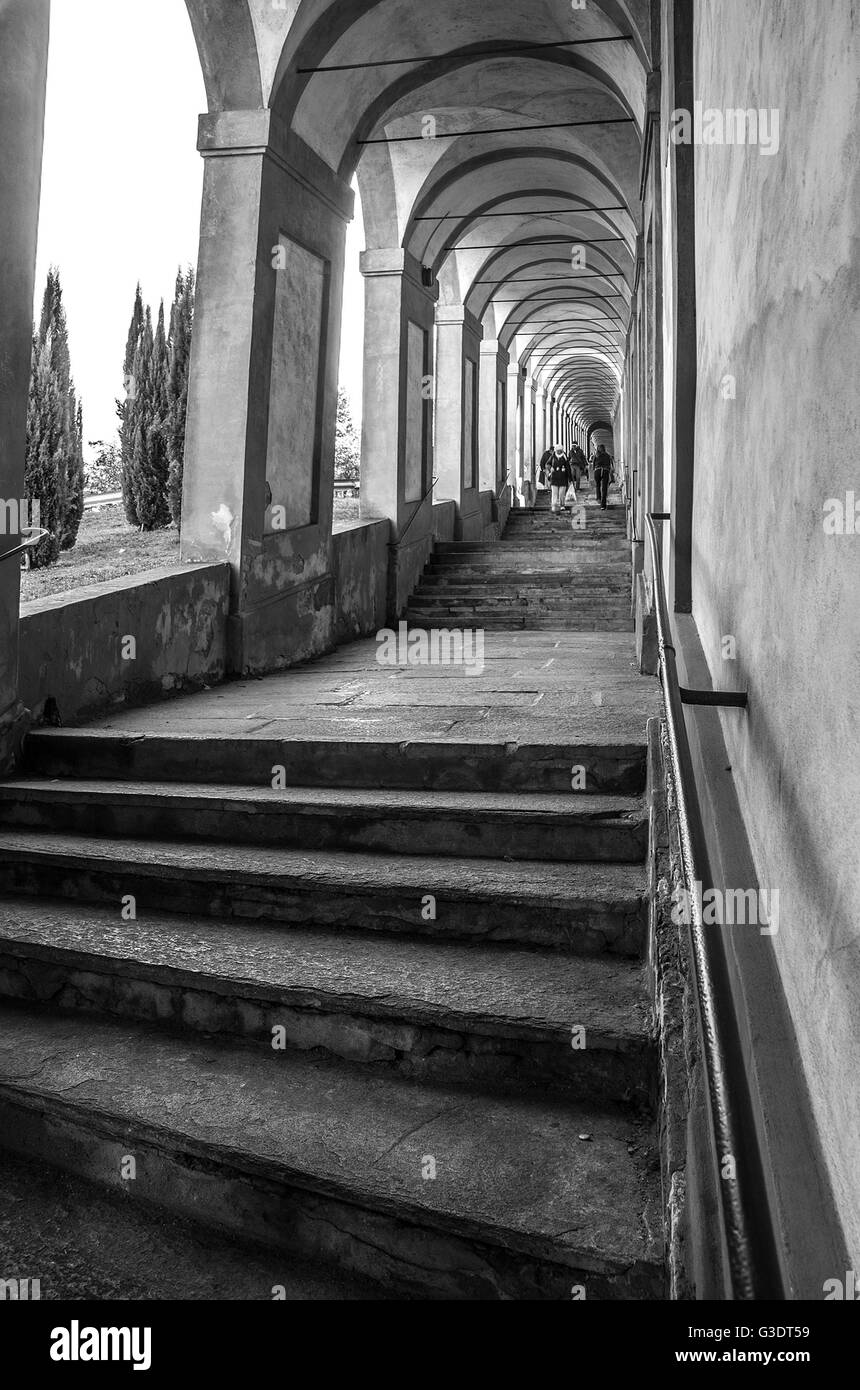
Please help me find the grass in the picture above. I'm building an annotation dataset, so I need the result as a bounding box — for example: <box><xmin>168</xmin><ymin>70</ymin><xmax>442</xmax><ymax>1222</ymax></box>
<box><xmin>20</xmin><ymin>505</ymin><xmax>180</xmax><ymax>604</ymax></box>
<box><xmin>20</xmin><ymin>495</ymin><xmax>365</xmax><ymax>603</ymax></box>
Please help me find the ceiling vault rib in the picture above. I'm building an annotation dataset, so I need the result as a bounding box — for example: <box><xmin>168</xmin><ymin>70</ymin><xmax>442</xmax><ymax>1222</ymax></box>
<box><xmin>360</xmin><ymin>117</ymin><xmax>634</xmax><ymax>145</ymax></box>
<box><xmin>298</xmin><ymin>35</ymin><xmax>634</xmax><ymax>74</ymax></box>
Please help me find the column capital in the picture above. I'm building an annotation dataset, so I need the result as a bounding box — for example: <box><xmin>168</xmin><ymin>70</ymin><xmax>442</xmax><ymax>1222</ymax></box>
<box><xmin>480</xmin><ymin>339</ymin><xmax>510</xmax><ymax>368</ymax></box>
<box><xmin>435</xmin><ymin>304</ymin><xmax>483</xmax><ymax>342</ymax></box>
<box><xmin>198</xmin><ymin>110</ymin><xmax>354</xmax><ymax>223</ymax></box>
<box><xmin>359</xmin><ymin>248</ymin><xmax>438</xmax><ymax>302</ymax></box>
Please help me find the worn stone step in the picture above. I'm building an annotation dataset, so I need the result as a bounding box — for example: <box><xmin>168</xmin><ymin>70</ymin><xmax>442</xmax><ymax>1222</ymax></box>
<box><xmin>23</xmin><ymin>729</ymin><xmax>648</xmax><ymax>792</ymax></box>
<box><xmin>0</xmin><ymin>781</ymin><xmax>647</xmax><ymax>863</ymax></box>
<box><xmin>417</xmin><ymin>577</ymin><xmax>629</xmax><ymax>591</ymax></box>
<box><xmin>404</xmin><ymin>613</ymin><xmax>633</xmax><ymax>632</ymax></box>
<box><xmin>408</xmin><ymin>597</ymin><xmax>630</xmax><ymax>613</ymax></box>
<box><xmin>0</xmin><ymin>899</ymin><xmax>653</xmax><ymax>1101</ymax></box>
<box><xmin>427</xmin><ymin>559</ymin><xmax>629</xmax><ymax>573</ymax></box>
<box><xmin>435</xmin><ymin>543</ymin><xmax>628</xmax><ymax>556</ymax></box>
<box><xmin>0</xmin><ymin>1147</ymin><xmax>390</xmax><ymax>1300</ymax></box>
<box><xmin>0</xmin><ymin>1007</ymin><xmax>664</xmax><ymax>1299</ymax></box>
<box><xmin>0</xmin><ymin>832</ymin><xmax>648</xmax><ymax>954</ymax></box>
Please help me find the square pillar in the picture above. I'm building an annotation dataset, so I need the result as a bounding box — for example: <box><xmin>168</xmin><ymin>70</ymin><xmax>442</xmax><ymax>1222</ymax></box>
<box><xmin>534</xmin><ymin>387</ymin><xmax>547</xmax><ymax>460</ymax></box>
<box><xmin>434</xmin><ymin>305</ymin><xmax>483</xmax><ymax>540</ymax></box>
<box><xmin>479</xmin><ymin>339</ymin><xmax>509</xmax><ymax>492</ymax></box>
<box><xmin>0</xmin><ymin>0</ymin><xmax>50</xmax><ymax>769</ymax></box>
<box><xmin>181</xmin><ymin>110</ymin><xmax>353</xmax><ymax>676</ymax></box>
<box><xmin>507</xmin><ymin>364</ymin><xmax>525</xmax><ymax>493</ymax></box>
<box><xmin>359</xmin><ymin>248</ymin><xmax>437</xmax><ymax>615</ymax></box>
<box><xmin>360</xmin><ymin>249</ymin><xmax>437</xmax><ymax>529</ymax></box>
<box><xmin>523</xmin><ymin>378</ymin><xmax>536</xmax><ymax>476</ymax></box>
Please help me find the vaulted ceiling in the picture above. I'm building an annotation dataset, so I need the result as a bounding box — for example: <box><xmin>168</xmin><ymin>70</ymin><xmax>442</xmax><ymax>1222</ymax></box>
<box><xmin>186</xmin><ymin>0</ymin><xmax>650</xmax><ymax>432</ymax></box>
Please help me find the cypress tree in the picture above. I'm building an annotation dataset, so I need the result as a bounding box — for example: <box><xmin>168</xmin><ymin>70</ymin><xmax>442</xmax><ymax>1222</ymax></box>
<box><xmin>24</xmin><ymin>335</ymin><xmax>64</xmax><ymax>567</ymax></box>
<box><xmin>122</xmin><ymin>304</ymin><xmax>171</xmax><ymax>532</ymax></box>
<box><xmin>61</xmin><ymin>394</ymin><xmax>85</xmax><ymax>550</ymax></box>
<box><xmin>166</xmin><ymin>268</ymin><xmax>194</xmax><ymax>528</ymax></box>
<box><xmin>142</xmin><ymin>301</ymin><xmax>172</xmax><ymax>530</ymax></box>
<box><xmin>24</xmin><ymin>268</ymin><xmax>81</xmax><ymax>565</ymax></box>
<box><xmin>119</xmin><ymin>285</ymin><xmax>144</xmax><ymax>526</ymax></box>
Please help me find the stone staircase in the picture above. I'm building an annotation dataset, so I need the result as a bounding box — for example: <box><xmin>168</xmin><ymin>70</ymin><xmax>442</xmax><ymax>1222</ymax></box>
<box><xmin>405</xmin><ymin>490</ymin><xmax>631</xmax><ymax>632</ymax></box>
<box><xmin>0</xmin><ymin>486</ymin><xmax>664</xmax><ymax>1301</ymax></box>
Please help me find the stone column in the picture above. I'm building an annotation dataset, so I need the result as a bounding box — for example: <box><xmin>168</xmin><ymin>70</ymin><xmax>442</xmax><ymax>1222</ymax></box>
<box><xmin>547</xmin><ymin>394</ymin><xmax>556</xmax><ymax>449</ymax></box>
<box><xmin>181</xmin><ymin>110</ymin><xmax>353</xmax><ymax>676</ymax></box>
<box><xmin>360</xmin><ymin>248</ymin><xmax>437</xmax><ymax>613</ymax></box>
<box><xmin>360</xmin><ymin>249</ymin><xmax>437</xmax><ymax>526</ymax></box>
<box><xmin>434</xmin><ymin>305</ymin><xmax>483</xmax><ymax>540</ymax></box>
<box><xmin>0</xmin><ymin>0</ymin><xmax>50</xmax><ymax>769</ymax></box>
<box><xmin>507</xmin><ymin>364</ymin><xmax>525</xmax><ymax>495</ymax></box>
<box><xmin>522</xmin><ymin>377</ymin><xmax>535</xmax><ymax>483</ymax></box>
<box><xmin>534</xmin><ymin>387</ymin><xmax>547</xmax><ymax>461</ymax></box>
<box><xmin>479</xmin><ymin>339</ymin><xmax>509</xmax><ymax>492</ymax></box>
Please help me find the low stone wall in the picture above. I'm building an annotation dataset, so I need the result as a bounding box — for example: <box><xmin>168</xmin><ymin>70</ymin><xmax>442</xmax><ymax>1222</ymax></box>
<box><xmin>332</xmin><ymin>519</ymin><xmax>389</xmax><ymax>643</ymax></box>
<box><xmin>19</xmin><ymin>562</ymin><xmax>230</xmax><ymax>727</ymax></box>
<box><xmin>17</xmin><ymin>495</ymin><xmax>510</xmax><ymax>728</ymax></box>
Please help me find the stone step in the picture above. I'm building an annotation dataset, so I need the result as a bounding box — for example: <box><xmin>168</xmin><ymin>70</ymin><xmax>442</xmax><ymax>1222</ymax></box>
<box><xmin>0</xmin><ymin>832</ymin><xmax>648</xmax><ymax>954</ymax></box>
<box><xmin>408</xmin><ymin>596</ymin><xmax>631</xmax><ymax>613</ymax></box>
<box><xmin>23</xmin><ymin>729</ymin><xmax>648</xmax><ymax>792</ymax></box>
<box><xmin>404</xmin><ymin>612</ymin><xmax>633</xmax><ymax>632</ymax></box>
<box><xmin>427</xmin><ymin>558</ymin><xmax>629</xmax><ymax>572</ymax></box>
<box><xmin>417</xmin><ymin>577</ymin><xmax>630</xmax><ymax>591</ymax></box>
<box><xmin>0</xmin><ymin>898</ymin><xmax>653</xmax><ymax>1101</ymax></box>
<box><xmin>0</xmin><ymin>1147</ymin><xmax>390</xmax><ymax>1300</ymax></box>
<box><xmin>404</xmin><ymin>615</ymin><xmax>632</xmax><ymax>630</ymax></box>
<box><xmin>500</xmin><ymin>526</ymin><xmax>627</xmax><ymax>535</ymax></box>
<box><xmin>0</xmin><ymin>1006</ymin><xmax>664</xmax><ymax>1299</ymax></box>
<box><xmin>0</xmin><ymin>781</ymin><xmax>648</xmax><ymax>863</ymax></box>
<box><xmin>437</xmin><ymin>538</ymin><xmax>626</xmax><ymax>548</ymax></box>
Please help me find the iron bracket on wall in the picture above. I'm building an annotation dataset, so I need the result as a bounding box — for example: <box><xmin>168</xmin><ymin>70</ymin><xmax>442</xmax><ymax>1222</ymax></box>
<box><xmin>651</xmin><ymin>515</ymin><xmax>749</xmax><ymax>709</ymax></box>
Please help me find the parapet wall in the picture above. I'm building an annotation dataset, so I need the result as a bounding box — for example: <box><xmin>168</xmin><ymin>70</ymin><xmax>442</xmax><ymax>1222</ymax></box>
<box><xmin>18</xmin><ymin>489</ymin><xmax>507</xmax><ymax>727</ymax></box>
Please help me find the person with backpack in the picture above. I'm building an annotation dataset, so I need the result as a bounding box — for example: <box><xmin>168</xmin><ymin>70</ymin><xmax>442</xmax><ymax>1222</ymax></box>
<box><xmin>568</xmin><ymin>443</ymin><xmax>587</xmax><ymax>491</ymax></box>
<box><xmin>548</xmin><ymin>446</ymin><xmax>573</xmax><ymax>514</ymax></box>
<box><xmin>537</xmin><ymin>444</ymin><xmax>554</xmax><ymax>492</ymax></box>
<box><xmin>591</xmin><ymin>443</ymin><xmax>615</xmax><ymax>509</ymax></box>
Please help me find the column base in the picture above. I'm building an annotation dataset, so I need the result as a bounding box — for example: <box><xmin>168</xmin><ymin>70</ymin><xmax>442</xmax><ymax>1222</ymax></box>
<box><xmin>227</xmin><ymin>575</ymin><xmax>336</xmax><ymax>678</ymax></box>
<box><xmin>0</xmin><ymin>699</ymin><xmax>31</xmax><ymax>776</ymax></box>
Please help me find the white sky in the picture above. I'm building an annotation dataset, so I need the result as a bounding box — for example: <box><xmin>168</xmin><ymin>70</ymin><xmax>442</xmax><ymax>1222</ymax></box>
<box><xmin>35</xmin><ymin>0</ymin><xmax>365</xmax><ymax>459</ymax></box>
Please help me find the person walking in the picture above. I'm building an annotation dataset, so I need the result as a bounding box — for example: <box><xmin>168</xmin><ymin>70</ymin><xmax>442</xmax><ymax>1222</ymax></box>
<box><xmin>537</xmin><ymin>444</ymin><xmax>554</xmax><ymax>493</ymax></box>
<box><xmin>520</xmin><ymin>451</ymin><xmax>536</xmax><ymax>510</ymax></box>
<box><xmin>592</xmin><ymin>443</ymin><xmax>614</xmax><ymax>510</ymax></box>
<box><xmin>549</xmin><ymin>446</ymin><xmax>573</xmax><ymax>514</ymax></box>
<box><xmin>568</xmin><ymin>443</ymin><xmax>587</xmax><ymax>492</ymax></box>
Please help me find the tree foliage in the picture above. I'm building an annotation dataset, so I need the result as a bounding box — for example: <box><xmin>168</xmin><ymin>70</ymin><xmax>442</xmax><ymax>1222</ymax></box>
<box><xmin>24</xmin><ymin>268</ymin><xmax>83</xmax><ymax>567</ymax></box>
<box><xmin>335</xmin><ymin>387</ymin><xmax>360</xmax><ymax>483</ymax></box>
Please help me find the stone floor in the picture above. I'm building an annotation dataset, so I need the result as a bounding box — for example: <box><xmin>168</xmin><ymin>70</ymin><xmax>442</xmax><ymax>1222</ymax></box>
<box><xmin>0</xmin><ymin>495</ymin><xmax>667</xmax><ymax>1299</ymax></box>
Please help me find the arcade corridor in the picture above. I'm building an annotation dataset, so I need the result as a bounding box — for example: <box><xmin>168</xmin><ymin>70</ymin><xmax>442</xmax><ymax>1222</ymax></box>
<box><xmin>0</xmin><ymin>0</ymin><xmax>858</xmax><ymax>1316</ymax></box>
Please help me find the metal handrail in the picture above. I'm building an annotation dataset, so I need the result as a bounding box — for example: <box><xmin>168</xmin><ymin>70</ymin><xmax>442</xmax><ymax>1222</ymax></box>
<box><xmin>0</xmin><ymin>528</ymin><xmax>50</xmax><ymax>566</ymax></box>
<box><xmin>391</xmin><ymin>475</ymin><xmax>438</xmax><ymax>550</ymax></box>
<box><xmin>646</xmin><ymin>512</ymin><xmax>785</xmax><ymax>1300</ymax></box>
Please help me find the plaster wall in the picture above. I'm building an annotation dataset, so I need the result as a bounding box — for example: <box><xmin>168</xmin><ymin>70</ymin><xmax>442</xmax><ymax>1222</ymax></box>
<box><xmin>332</xmin><ymin>520</ymin><xmax>389</xmax><ymax>642</ymax></box>
<box><xmin>691</xmin><ymin>0</ymin><xmax>860</xmax><ymax>1262</ymax></box>
<box><xmin>0</xmin><ymin>0</ymin><xmax>49</xmax><ymax>761</ymax></box>
<box><xmin>19</xmin><ymin>564</ymin><xmax>230</xmax><ymax>728</ymax></box>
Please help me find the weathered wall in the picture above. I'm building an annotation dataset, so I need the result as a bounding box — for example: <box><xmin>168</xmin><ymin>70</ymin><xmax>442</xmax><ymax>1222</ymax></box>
<box><xmin>691</xmin><ymin>0</ymin><xmax>860</xmax><ymax>1263</ymax></box>
<box><xmin>332</xmin><ymin>520</ymin><xmax>389</xmax><ymax>642</ymax></box>
<box><xmin>20</xmin><ymin>564</ymin><xmax>230</xmax><ymax>727</ymax></box>
<box><xmin>18</xmin><ymin>497</ymin><xmax>510</xmax><ymax>732</ymax></box>
<box><xmin>0</xmin><ymin>0</ymin><xmax>49</xmax><ymax>766</ymax></box>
